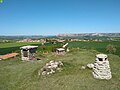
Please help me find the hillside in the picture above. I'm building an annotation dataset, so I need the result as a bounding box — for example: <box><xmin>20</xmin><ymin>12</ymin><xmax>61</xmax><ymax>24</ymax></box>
<box><xmin>0</xmin><ymin>49</ymin><xmax>120</xmax><ymax>90</ymax></box>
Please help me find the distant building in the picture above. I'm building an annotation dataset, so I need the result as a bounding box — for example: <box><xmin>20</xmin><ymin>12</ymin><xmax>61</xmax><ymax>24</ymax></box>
<box><xmin>18</xmin><ymin>39</ymin><xmax>46</xmax><ymax>43</ymax></box>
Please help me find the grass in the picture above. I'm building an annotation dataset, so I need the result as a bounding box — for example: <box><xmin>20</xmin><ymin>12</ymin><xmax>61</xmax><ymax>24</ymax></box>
<box><xmin>0</xmin><ymin>49</ymin><xmax>120</xmax><ymax>90</ymax></box>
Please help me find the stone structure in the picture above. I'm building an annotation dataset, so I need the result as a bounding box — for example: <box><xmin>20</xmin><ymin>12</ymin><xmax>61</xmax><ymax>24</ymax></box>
<box><xmin>55</xmin><ymin>43</ymin><xmax>69</xmax><ymax>55</ymax></box>
<box><xmin>40</xmin><ymin>60</ymin><xmax>63</xmax><ymax>75</ymax></box>
<box><xmin>87</xmin><ymin>54</ymin><xmax>112</xmax><ymax>80</ymax></box>
<box><xmin>20</xmin><ymin>46</ymin><xmax>38</xmax><ymax>61</ymax></box>
<box><xmin>56</xmin><ymin>48</ymin><xmax>65</xmax><ymax>55</ymax></box>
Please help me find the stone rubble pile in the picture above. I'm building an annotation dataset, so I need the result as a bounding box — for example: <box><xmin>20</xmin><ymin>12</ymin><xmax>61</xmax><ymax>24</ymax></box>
<box><xmin>87</xmin><ymin>54</ymin><xmax>112</xmax><ymax>80</ymax></box>
<box><xmin>40</xmin><ymin>60</ymin><xmax>63</xmax><ymax>75</ymax></box>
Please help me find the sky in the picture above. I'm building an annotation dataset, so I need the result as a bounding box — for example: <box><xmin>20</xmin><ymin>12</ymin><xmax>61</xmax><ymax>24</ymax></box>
<box><xmin>0</xmin><ymin>0</ymin><xmax>120</xmax><ymax>35</ymax></box>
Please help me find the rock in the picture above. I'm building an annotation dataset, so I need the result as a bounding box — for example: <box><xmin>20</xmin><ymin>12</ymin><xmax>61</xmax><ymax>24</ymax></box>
<box><xmin>81</xmin><ymin>66</ymin><xmax>86</xmax><ymax>69</ymax></box>
<box><xmin>40</xmin><ymin>60</ymin><xmax>63</xmax><ymax>75</ymax></box>
<box><xmin>42</xmin><ymin>71</ymin><xmax>47</xmax><ymax>75</ymax></box>
<box><xmin>66</xmin><ymin>48</ymin><xmax>70</xmax><ymax>52</ymax></box>
<box><xmin>87</xmin><ymin>64</ymin><xmax>94</xmax><ymax>69</ymax></box>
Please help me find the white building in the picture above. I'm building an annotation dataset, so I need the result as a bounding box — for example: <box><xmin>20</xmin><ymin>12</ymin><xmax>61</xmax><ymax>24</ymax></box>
<box><xmin>56</xmin><ymin>48</ymin><xmax>65</xmax><ymax>55</ymax></box>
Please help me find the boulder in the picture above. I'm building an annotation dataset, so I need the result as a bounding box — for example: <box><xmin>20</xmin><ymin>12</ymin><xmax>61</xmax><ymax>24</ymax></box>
<box><xmin>87</xmin><ymin>64</ymin><xmax>94</xmax><ymax>69</ymax></box>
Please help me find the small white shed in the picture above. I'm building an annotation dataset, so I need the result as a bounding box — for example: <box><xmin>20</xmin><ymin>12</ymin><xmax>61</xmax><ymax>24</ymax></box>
<box><xmin>56</xmin><ymin>48</ymin><xmax>65</xmax><ymax>55</ymax></box>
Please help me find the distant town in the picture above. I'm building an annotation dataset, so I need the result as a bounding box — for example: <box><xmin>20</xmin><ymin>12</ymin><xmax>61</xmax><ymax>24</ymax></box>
<box><xmin>0</xmin><ymin>33</ymin><xmax>120</xmax><ymax>43</ymax></box>
<box><xmin>57</xmin><ymin>33</ymin><xmax>120</xmax><ymax>37</ymax></box>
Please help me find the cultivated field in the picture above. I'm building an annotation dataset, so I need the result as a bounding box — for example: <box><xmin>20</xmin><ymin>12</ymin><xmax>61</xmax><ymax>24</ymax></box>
<box><xmin>0</xmin><ymin>42</ymin><xmax>40</xmax><ymax>55</ymax></box>
<box><xmin>0</xmin><ymin>41</ymin><xmax>120</xmax><ymax>56</ymax></box>
<box><xmin>69</xmin><ymin>41</ymin><xmax>120</xmax><ymax>56</ymax></box>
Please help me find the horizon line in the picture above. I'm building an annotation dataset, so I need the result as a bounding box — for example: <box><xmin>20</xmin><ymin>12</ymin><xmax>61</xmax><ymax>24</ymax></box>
<box><xmin>0</xmin><ymin>32</ymin><xmax>120</xmax><ymax>36</ymax></box>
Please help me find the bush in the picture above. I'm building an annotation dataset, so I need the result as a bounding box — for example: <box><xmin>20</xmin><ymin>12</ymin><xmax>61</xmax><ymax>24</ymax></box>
<box><xmin>106</xmin><ymin>44</ymin><xmax>116</xmax><ymax>54</ymax></box>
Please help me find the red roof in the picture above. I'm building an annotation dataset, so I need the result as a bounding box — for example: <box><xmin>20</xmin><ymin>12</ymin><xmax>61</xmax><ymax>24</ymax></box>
<box><xmin>0</xmin><ymin>53</ymin><xmax>19</xmax><ymax>59</ymax></box>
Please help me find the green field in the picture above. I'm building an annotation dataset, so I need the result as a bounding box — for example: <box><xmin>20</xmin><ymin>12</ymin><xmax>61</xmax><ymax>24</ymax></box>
<box><xmin>0</xmin><ymin>42</ymin><xmax>41</xmax><ymax>55</ymax></box>
<box><xmin>0</xmin><ymin>41</ymin><xmax>120</xmax><ymax>56</ymax></box>
<box><xmin>0</xmin><ymin>49</ymin><xmax>120</xmax><ymax>90</ymax></box>
<box><xmin>0</xmin><ymin>42</ymin><xmax>62</xmax><ymax>55</ymax></box>
<box><xmin>69</xmin><ymin>41</ymin><xmax>120</xmax><ymax>56</ymax></box>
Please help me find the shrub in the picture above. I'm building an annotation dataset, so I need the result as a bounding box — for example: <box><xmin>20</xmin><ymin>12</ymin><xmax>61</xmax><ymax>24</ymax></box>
<box><xmin>106</xmin><ymin>44</ymin><xmax>116</xmax><ymax>54</ymax></box>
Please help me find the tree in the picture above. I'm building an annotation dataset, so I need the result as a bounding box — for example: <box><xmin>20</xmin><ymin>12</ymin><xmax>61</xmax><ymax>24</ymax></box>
<box><xmin>0</xmin><ymin>0</ymin><xmax>3</xmax><ymax>3</ymax></box>
<box><xmin>106</xmin><ymin>44</ymin><xmax>116</xmax><ymax>54</ymax></box>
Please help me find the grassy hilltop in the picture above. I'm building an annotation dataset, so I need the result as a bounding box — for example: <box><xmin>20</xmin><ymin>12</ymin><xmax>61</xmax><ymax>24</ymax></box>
<box><xmin>0</xmin><ymin>49</ymin><xmax>120</xmax><ymax>90</ymax></box>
